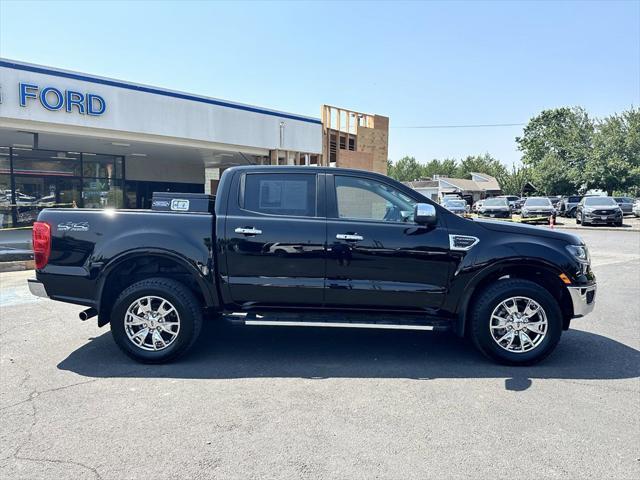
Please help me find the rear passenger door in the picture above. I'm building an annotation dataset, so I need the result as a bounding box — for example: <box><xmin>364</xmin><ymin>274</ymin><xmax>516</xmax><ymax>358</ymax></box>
<box><xmin>222</xmin><ymin>171</ymin><xmax>326</xmax><ymax>308</ymax></box>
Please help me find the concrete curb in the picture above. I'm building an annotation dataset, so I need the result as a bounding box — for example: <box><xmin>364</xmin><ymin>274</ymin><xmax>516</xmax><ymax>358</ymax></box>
<box><xmin>0</xmin><ymin>260</ymin><xmax>35</xmax><ymax>273</ymax></box>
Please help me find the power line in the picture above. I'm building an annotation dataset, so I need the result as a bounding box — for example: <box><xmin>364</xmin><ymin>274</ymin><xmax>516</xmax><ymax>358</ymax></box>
<box><xmin>392</xmin><ymin>123</ymin><xmax>526</xmax><ymax>129</ymax></box>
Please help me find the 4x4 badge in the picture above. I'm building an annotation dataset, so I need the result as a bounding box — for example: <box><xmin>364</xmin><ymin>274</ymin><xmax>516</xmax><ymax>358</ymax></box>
<box><xmin>57</xmin><ymin>222</ymin><xmax>89</xmax><ymax>232</ymax></box>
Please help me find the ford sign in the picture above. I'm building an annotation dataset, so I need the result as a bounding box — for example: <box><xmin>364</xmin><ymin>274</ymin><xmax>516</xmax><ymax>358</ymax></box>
<box><xmin>19</xmin><ymin>83</ymin><xmax>106</xmax><ymax>116</ymax></box>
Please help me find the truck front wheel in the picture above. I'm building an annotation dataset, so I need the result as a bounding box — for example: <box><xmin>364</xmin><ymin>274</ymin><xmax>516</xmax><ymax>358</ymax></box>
<box><xmin>110</xmin><ymin>277</ymin><xmax>203</xmax><ymax>363</ymax></box>
<box><xmin>469</xmin><ymin>279</ymin><xmax>562</xmax><ymax>365</ymax></box>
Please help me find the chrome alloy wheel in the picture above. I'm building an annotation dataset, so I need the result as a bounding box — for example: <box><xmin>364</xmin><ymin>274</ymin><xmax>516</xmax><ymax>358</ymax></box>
<box><xmin>489</xmin><ymin>296</ymin><xmax>548</xmax><ymax>353</ymax></box>
<box><xmin>124</xmin><ymin>296</ymin><xmax>181</xmax><ymax>351</ymax></box>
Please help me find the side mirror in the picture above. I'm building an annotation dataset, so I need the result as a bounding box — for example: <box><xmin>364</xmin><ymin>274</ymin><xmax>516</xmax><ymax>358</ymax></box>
<box><xmin>414</xmin><ymin>203</ymin><xmax>437</xmax><ymax>225</ymax></box>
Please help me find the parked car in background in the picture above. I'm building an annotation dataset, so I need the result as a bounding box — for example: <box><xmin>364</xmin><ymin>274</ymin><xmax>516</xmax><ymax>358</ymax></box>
<box><xmin>521</xmin><ymin>197</ymin><xmax>556</xmax><ymax>221</ymax></box>
<box><xmin>633</xmin><ymin>199</ymin><xmax>640</xmax><ymax>217</ymax></box>
<box><xmin>472</xmin><ymin>199</ymin><xmax>484</xmax><ymax>213</ymax></box>
<box><xmin>576</xmin><ymin>196</ymin><xmax>623</xmax><ymax>226</ymax></box>
<box><xmin>558</xmin><ymin>196</ymin><xmax>583</xmax><ymax>218</ymax></box>
<box><xmin>442</xmin><ymin>198</ymin><xmax>469</xmax><ymax>215</ymax></box>
<box><xmin>614</xmin><ymin>197</ymin><xmax>634</xmax><ymax>215</ymax></box>
<box><xmin>478</xmin><ymin>197</ymin><xmax>511</xmax><ymax>219</ymax></box>
<box><xmin>496</xmin><ymin>195</ymin><xmax>520</xmax><ymax>211</ymax></box>
<box><xmin>547</xmin><ymin>196</ymin><xmax>562</xmax><ymax>208</ymax></box>
<box><xmin>512</xmin><ymin>197</ymin><xmax>525</xmax><ymax>214</ymax></box>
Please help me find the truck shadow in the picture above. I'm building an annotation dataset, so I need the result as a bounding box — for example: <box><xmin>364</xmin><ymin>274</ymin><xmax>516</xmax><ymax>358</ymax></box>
<box><xmin>57</xmin><ymin>324</ymin><xmax>640</xmax><ymax>391</ymax></box>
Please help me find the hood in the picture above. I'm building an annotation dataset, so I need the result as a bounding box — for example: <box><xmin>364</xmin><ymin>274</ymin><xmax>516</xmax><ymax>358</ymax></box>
<box><xmin>475</xmin><ymin>219</ymin><xmax>582</xmax><ymax>244</ymax></box>
<box><xmin>481</xmin><ymin>205</ymin><xmax>509</xmax><ymax>210</ymax></box>
<box><xmin>523</xmin><ymin>205</ymin><xmax>554</xmax><ymax>210</ymax></box>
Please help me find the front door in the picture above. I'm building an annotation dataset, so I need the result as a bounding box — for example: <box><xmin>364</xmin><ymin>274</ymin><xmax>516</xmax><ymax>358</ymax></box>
<box><xmin>222</xmin><ymin>171</ymin><xmax>326</xmax><ymax>308</ymax></box>
<box><xmin>325</xmin><ymin>173</ymin><xmax>452</xmax><ymax>312</ymax></box>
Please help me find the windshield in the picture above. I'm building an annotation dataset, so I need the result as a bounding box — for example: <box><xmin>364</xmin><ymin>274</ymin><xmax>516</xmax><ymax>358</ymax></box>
<box><xmin>568</xmin><ymin>196</ymin><xmax>582</xmax><ymax>202</ymax></box>
<box><xmin>614</xmin><ymin>197</ymin><xmax>632</xmax><ymax>203</ymax></box>
<box><xmin>444</xmin><ymin>200</ymin><xmax>466</xmax><ymax>207</ymax></box>
<box><xmin>584</xmin><ymin>197</ymin><xmax>617</xmax><ymax>206</ymax></box>
<box><xmin>484</xmin><ymin>198</ymin><xmax>508</xmax><ymax>207</ymax></box>
<box><xmin>525</xmin><ymin>198</ymin><xmax>552</xmax><ymax>207</ymax></box>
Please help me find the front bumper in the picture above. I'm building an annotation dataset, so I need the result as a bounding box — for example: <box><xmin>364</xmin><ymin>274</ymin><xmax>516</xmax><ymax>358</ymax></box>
<box><xmin>480</xmin><ymin>210</ymin><xmax>510</xmax><ymax>218</ymax></box>
<box><xmin>567</xmin><ymin>284</ymin><xmax>596</xmax><ymax>317</ymax></box>
<box><xmin>584</xmin><ymin>214</ymin><xmax>622</xmax><ymax>223</ymax></box>
<box><xmin>28</xmin><ymin>279</ymin><xmax>49</xmax><ymax>298</ymax></box>
<box><xmin>522</xmin><ymin>210</ymin><xmax>553</xmax><ymax>218</ymax></box>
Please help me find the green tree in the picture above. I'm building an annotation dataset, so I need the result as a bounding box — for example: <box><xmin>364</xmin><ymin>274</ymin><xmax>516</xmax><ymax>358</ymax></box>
<box><xmin>386</xmin><ymin>158</ymin><xmax>394</xmax><ymax>178</ymax></box>
<box><xmin>457</xmin><ymin>153</ymin><xmax>508</xmax><ymax>180</ymax></box>
<box><xmin>421</xmin><ymin>158</ymin><xmax>459</xmax><ymax>178</ymax></box>
<box><xmin>388</xmin><ymin>156</ymin><xmax>424</xmax><ymax>181</ymax></box>
<box><xmin>585</xmin><ymin>107</ymin><xmax>640</xmax><ymax>196</ymax></box>
<box><xmin>497</xmin><ymin>164</ymin><xmax>533</xmax><ymax>196</ymax></box>
<box><xmin>516</xmin><ymin>107</ymin><xmax>594</xmax><ymax>194</ymax></box>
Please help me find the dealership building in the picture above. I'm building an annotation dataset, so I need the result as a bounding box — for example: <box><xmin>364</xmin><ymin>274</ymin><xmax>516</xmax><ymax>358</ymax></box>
<box><xmin>0</xmin><ymin>59</ymin><xmax>341</xmax><ymax>227</ymax></box>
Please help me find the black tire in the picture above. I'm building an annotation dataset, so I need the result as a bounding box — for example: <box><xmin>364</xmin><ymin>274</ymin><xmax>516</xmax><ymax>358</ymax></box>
<box><xmin>581</xmin><ymin>213</ymin><xmax>588</xmax><ymax>226</ymax></box>
<box><xmin>615</xmin><ymin>220</ymin><xmax>623</xmax><ymax>227</ymax></box>
<box><xmin>469</xmin><ymin>279</ymin><xmax>563</xmax><ymax>365</ymax></box>
<box><xmin>575</xmin><ymin>214</ymin><xmax>581</xmax><ymax>224</ymax></box>
<box><xmin>110</xmin><ymin>277</ymin><xmax>203</xmax><ymax>363</ymax></box>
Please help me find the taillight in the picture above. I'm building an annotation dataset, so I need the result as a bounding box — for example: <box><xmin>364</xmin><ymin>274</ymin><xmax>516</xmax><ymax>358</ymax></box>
<box><xmin>32</xmin><ymin>221</ymin><xmax>51</xmax><ymax>269</ymax></box>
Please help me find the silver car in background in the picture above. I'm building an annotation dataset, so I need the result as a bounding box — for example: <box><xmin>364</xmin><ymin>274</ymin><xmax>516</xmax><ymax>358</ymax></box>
<box><xmin>558</xmin><ymin>195</ymin><xmax>584</xmax><ymax>217</ymax></box>
<box><xmin>521</xmin><ymin>197</ymin><xmax>556</xmax><ymax>220</ymax></box>
<box><xmin>442</xmin><ymin>198</ymin><xmax>469</xmax><ymax>215</ymax></box>
<box><xmin>479</xmin><ymin>197</ymin><xmax>512</xmax><ymax>218</ymax></box>
<box><xmin>614</xmin><ymin>197</ymin><xmax>634</xmax><ymax>215</ymax></box>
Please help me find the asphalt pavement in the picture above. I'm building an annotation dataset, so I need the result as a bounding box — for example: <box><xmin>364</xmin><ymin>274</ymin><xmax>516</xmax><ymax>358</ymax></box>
<box><xmin>0</xmin><ymin>229</ymin><xmax>638</xmax><ymax>480</ymax></box>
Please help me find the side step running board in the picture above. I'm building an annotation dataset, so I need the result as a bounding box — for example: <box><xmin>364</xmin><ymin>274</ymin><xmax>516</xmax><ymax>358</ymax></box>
<box><xmin>222</xmin><ymin>312</ymin><xmax>452</xmax><ymax>332</ymax></box>
<box><xmin>245</xmin><ymin>320</ymin><xmax>437</xmax><ymax>331</ymax></box>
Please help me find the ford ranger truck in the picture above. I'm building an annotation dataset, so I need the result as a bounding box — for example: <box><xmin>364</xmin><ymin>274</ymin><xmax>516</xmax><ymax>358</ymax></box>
<box><xmin>28</xmin><ymin>166</ymin><xmax>596</xmax><ymax>365</ymax></box>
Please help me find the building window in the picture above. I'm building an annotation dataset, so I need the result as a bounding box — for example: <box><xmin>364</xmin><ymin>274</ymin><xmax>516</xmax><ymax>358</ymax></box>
<box><xmin>0</xmin><ymin>146</ymin><xmax>125</xmax><ymax>228</ymax></box>
<box><xmin>83</xmin><ymin>179</ymin><xmax>123</xmax><ymax>209</ymax></box>
<box><xmin>12</xmin><ymin>149</ymin><xmax>81</xmax><ymax>177</ymax></box>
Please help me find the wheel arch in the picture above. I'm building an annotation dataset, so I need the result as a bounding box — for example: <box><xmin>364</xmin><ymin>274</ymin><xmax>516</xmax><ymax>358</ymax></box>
<box><xmin>96</xmin><ymin>249</ymin><xmax>220</xmax><ymax>327</ymax></box>
<box><xmin>455</xmin><ymin>259</ymin><xmax>574</xmax><ymax>337</ymax></box>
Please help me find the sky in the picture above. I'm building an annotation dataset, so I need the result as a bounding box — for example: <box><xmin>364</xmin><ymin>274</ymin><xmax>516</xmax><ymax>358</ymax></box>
<box><xmin>0</xmin><ymin>0</ymin><xmax>638</xmax><ymax>167</ymax></box>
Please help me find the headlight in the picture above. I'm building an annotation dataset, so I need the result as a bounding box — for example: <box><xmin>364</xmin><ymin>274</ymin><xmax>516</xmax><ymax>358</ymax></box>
<box><xmin>566</xmin><ymin>244</ymin><xmax>590</xmax><ymax>263</ymax></box>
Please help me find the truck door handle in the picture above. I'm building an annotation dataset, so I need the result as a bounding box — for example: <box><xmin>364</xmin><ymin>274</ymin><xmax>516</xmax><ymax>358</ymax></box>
<box><xmin>235</xmin><ymin>227</ymin><xmax>262</xmax><ymax>236</ymax></box>
<box><xmin>336</xmin><ymin>233</ymin><xmax>363</xmax><ymax>241</ymax></box>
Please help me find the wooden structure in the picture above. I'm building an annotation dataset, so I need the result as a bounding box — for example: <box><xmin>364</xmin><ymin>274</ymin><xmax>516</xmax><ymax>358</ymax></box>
<box><xmin>321</xmin><ymin>105</ymin><xmax>389</xmax><ymax>174</ymax></box>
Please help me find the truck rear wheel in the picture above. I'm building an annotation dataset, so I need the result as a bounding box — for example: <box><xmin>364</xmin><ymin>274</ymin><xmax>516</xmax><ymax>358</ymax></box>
<box><xmin>110</xmin><ymin>277</ymin><xmax>203</xmax><ymax>363</ymax></box>
<box><xmin>469</xmin><ymin>279</ymin><xmax>562</xmax><ymax>365</ymax></box>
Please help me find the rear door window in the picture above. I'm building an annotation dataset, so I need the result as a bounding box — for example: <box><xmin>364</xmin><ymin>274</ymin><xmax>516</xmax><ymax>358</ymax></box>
<box><xmin>242</xmin><ymin>173</ymin><xmax>317</xmax><ymax>217</ymax></box>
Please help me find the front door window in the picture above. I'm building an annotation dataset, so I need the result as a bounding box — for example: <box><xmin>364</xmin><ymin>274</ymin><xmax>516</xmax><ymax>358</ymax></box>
<box><xmin>335</xmin><ymin>175</ymin><xmax>416</xmax><ymax>223</ymax></box>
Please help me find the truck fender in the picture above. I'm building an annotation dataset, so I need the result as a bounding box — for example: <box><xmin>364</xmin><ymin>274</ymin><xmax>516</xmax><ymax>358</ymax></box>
<box><xmin>95</xmin><ymin>248</ymin><xmax>220</xmax><ymax>327</ymax></box>
<box><xmin>453</xmin><ymin>257</ymin><xmax>566</xmax><ymax>337</ymax></box>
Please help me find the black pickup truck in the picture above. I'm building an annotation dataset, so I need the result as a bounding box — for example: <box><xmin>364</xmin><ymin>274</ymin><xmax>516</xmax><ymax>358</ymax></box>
<box><xmin>28</xmin><ymin>166</ymin><xmax>596</xmax><ymax>365</ymax></box>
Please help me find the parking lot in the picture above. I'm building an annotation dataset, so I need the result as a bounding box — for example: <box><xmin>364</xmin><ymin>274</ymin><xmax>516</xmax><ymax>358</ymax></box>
<box><xmin>0</xmin><ymin>228</ymin><xmax>639</xmax><ymax>480</ymax></box>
